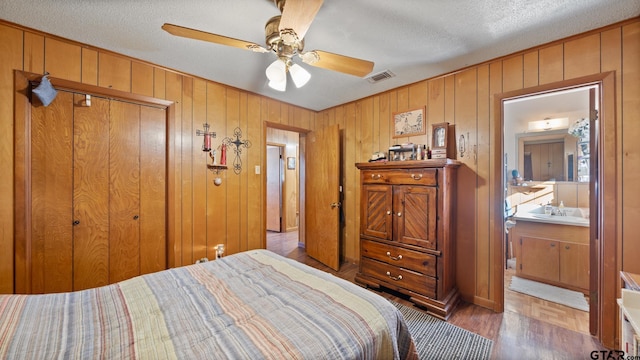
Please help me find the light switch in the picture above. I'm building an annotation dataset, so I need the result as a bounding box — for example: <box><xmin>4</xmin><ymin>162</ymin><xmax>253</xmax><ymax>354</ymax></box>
<box><xmin>255</xmin><ymin>165</ymin><xmax>261</xmax><ymax>174</ymax></box>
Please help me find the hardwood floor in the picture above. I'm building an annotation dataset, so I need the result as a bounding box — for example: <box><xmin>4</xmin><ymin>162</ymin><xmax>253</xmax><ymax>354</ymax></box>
<box><xmin>266</xmin><ymin>231</ymin><xmax>606</xmax><ymax>359</ymax></box>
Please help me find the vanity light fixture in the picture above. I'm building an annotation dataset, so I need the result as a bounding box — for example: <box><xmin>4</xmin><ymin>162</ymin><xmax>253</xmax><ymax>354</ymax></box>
<box><xmin>527</xmin><ymin>117</ymin><xmax>569</xmax><ymax>132</ymax></box>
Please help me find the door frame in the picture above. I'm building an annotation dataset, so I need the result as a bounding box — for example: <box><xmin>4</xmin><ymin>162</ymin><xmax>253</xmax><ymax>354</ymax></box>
<box><xmin>263</xmin><ymin>122</ymin><xmax>309</xmax><ymax>249</ymax></box>
<box><xmin>13</xmin><ymin>70</ymin><xmax>176</xmax><ymax>293</ymax></box>
<box><xmin>492</xmin><ymin>72</ymin><xmax>618</xmax><ymax>346</ymax></box>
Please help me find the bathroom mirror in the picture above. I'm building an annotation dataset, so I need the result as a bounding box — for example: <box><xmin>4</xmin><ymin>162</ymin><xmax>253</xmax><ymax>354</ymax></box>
<box><xmin>504</xmin><ymin>87</ymin><xmax>594</xmax><ymax>183</ymax></box>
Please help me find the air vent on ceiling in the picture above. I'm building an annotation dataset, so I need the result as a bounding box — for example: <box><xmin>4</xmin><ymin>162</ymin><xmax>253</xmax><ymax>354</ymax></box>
<box><xmin>366</xmin><ymin>70</ymin><xmax>395</xmax><ymax>84</ymax></box>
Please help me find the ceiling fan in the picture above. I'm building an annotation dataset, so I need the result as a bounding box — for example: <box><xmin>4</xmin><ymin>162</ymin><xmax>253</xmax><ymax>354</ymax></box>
<box><xmin>162</xmin><ymin>0</ymin><xmax>374</xmax><ymax>91</ymax></box>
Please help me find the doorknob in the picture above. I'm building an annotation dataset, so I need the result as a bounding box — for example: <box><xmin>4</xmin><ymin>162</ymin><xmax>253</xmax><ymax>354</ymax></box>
<box><xmin>330</xmin><ymin>202</ymin><xmax>341</xmax><ymax>209</ymax></box>
<box><xmin>73</xmin><ymin>220</ymin><xmax>80</xmax><ymax>226</ymax></box>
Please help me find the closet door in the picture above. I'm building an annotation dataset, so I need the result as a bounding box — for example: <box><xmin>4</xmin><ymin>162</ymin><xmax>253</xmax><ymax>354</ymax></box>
<box><xmin>73</xmin><ymin>94</ymin><xmax>110</xmax><ymax>290</ymax></box>
<box><xmin>109</xmin><ymin>101</ymin><xmax>141</xmax><ymax>283</ymax></box>
<box><xmin>30</xmin><ymin>91</ymin><xmax>74</xmax><ymax>293</ymax></box>
<box><xmin>139</xmin><ymin>105</ymin><xmax>166</xmax><ymax>275</ymax></box>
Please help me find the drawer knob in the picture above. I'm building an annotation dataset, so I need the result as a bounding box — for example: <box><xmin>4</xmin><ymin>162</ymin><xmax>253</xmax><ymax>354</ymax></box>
<box><xmin>396</xmin><ymin>212</ymin><xmax>402</xmax><ymax>217</ymax></box>
<box><xmin>386</xmin><ymin>271</ymin><xmax>403</xmax><ymax>281</ymax></box>
<box><xmin>386</xmin><ymin>210</ymin><xmax>392</xmax><ymax>215</ymax></box>
<box><xmin>410</xmin><ymin>173</ymin><xmax>423</xmax><ymax>180</ymax></box>
<box><xmin>371</xmin><ymin>174</ymin><xmax>382</xmax><ymax>180</ymax></box>
<box><xmin>386</xmin><ymin>251</ymin><xmax>403</xmax><ymax>261</ymax></box>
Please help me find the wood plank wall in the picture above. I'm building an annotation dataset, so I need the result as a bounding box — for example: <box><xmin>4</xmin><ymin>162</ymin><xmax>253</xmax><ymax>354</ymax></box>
<box><xmin>317</xmin><ymin>19</ymin><xmax>640</xmax><ymax>317</ymax></box>
<box><xmin>0</xmin><ymin>21</ymin><xmax>317</xmax><ymax>294</ymax></box>
<box><xmin>0</xmin><ymin>18</ymin><xmax>638</xmax><ymax>340</ymax></box>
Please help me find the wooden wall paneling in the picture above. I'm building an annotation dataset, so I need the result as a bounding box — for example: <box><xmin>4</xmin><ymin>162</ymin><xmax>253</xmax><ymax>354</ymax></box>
<box><xmin>502</xmin><ymin>56</ymin><xmax>523</xmax><ymax>93</ymax></box>
<box><xmin>408</xmin><ymin>81</ymin><xmax>428</xmax><ymax>146</ymax></box>
<box><xmin>523</xmin><ymin>51</ymin><xmax>539</xmax><ymax>88</ymax></box>
<box><xmin>564</xmin><ymin>34</ymin><xmax>601</xmax><ymax>80</ymax></box>
<box><xmin>538</xmin><ymin>44</ymin><xmax>564</xmax><ymax>85</ymax></box>
<box><xmin>81</xmin><ymin>48</ymin><xmax>98</xmax><ymax>86</ymax></box>
<box><xmin>32</xmin><ymin>91</ymin><xmax>74</xmax><ymax>293</ymax></box>
<box><xmin>454</xmin><ymin>68</ymin><xmax>479</xmax><ymax>301</ymax></box>
<box><xmin>72</xmin><ymin>94</ymin><xmax>110</xmax><ymax>290</ymax></box>
<box><xmin>444</xmin><ymin>76</ymin><xmax>456</xmax><ymax>125</ymax></box>
<box><xmin>476</xmin><ymin>64</ymin><xmax>493</xmax><ymax>304</ymax></box>
<box><xmin>165</xmin><ymin>72</ymin><xmax>183</xmax><ymax>265</ymax></box>
<box><xmin>225</xmin><ymin>89</ymin><xmax>241</xmax><ymax>256</ymax></box>
<box><xmin>191</xmin><ymin>79</ymin><xmax>209</xmax><ymax>264</ymax></box>
<box><xmin>132</xmin><ymin>61</ymin><xmax>154</xmax><ymax>97</ymax></box>
<box><xmin>206</xmin><ymin>82</ymin><xmax>226</xmax><ymax>259</ymax></box>
<box><xmin>379</xmin><ymin>93</ymin><xmax>391</xmax><ymax>156</ymax></box>
<box><xmin>23</xmin><ymin>32</ymin><xmax>44</xmax><ymax>74</ymax></box>
<box><xmin>621</xmin><ymin>22</ymin><xmax>640</xmax><ymax>274</ymax></box>
<box><xmin>139</xmin><ymin>106</ymin><xmax>167</xmax><ymax>275</ymax></box>
<box><xmin>153</xmin><ymin>68</ymin><xmax>166</xmax><ymax>99</ymax></box>
<box><xmin>489</xmin><ymin>60</ymin><xmax>503</xmax><ymax>311</ymax></box>
<box><xmin>180</xmin><ymin>77</ymin><xmax>195</xmax><ymax>265</ymax></box>
<box><xmin>98</xmin><ymin>52</ymin><xmax>131</xmax><ymax>92</ymax></box>
<box><xmin>342</xmin><ymin>103</ymin><xmax>357</xmax><ymax>261</ymax></box>
<box><xmin>0</xmin><ymin>24</ymin><xmax>23</xmax><ymax>294</ymax></box>
<box><xmin>246</xmin><ymin>93</ymin><xmax>263</xmax><ymax>250</ymax></box>
<box><xmin>44</xmin><ymin>38</ymin><xmax>81</xmax><ymax>82</ymax></box>
<box><xmin>239</xmin><ymin>92</ymin><xmax>250</xmax><ymax>251</ymax></box>
<box><xmin>372</xmin><ymin>96</ymin><xmax>381</xmax><ymax>153</ymax></box>
<box><xmin>109</xmin><ymin>101</ymin><xmax>141</xmax><ymax>283</ymax></box>
<box><xmin>428</xmin><ymin>78</ymin><xmax>445</xmax><ymax>138</ymax></box>
<box><xmin>360</xmin><ymin>97</ymin><xmax>374</xmax><ymax>158</ymax></box>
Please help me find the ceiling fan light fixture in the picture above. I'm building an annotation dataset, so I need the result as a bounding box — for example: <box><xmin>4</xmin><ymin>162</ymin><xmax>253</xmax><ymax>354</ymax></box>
<box><xmin>266</xmin><ymin>59</ymin><xmax>287</xmax><ymax>82</ymax></box>
<box><xmin>268</xmin><ymin>79</ymin><xmax>287</xmax><ymax>91</ymax></box>
<box><xmin>289</xmin><ymin>63</ymin><xmax>311</xmax><ymax>88</ymax></box>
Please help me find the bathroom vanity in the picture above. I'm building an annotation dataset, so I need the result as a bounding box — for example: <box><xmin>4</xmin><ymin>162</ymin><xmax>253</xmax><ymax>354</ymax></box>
<box><xmin>511</xmin><ymin>204</ymin><xmax>590</xmax><ymax>294</ymax></box>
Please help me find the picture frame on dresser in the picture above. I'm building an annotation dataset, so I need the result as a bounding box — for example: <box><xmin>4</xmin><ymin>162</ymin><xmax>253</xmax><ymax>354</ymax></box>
<box><xmin>431</xmin><ymin>122</ymin><xmax>449</xmax><ymax>159</ymax></box>
<box><xmin>392</xmin><ymin>106</ymin><xmax>426</xmax><ymax>138</ymax></box>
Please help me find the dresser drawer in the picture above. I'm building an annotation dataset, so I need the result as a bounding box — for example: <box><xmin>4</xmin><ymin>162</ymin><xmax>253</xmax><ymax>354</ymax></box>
<box><xmin>362</xmin><ymin>169</ymin><xmax>437</xmax><ymax>186</ymax></box>
<box><xmin>361</xmin><ymin>239</ymin><xmax>436</xmax><ymax>276</ymax></box>
<box><xmin>361</xmin><ymin>258</ymin><xmax>436</xmax><ymax>298</ymax></box>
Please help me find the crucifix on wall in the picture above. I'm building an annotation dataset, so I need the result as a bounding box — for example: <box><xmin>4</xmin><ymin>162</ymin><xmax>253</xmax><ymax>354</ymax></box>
<box><xmin>222</xmin><ymin>127</ymin><xmax>251</xmax><ymax>174</ymax></box>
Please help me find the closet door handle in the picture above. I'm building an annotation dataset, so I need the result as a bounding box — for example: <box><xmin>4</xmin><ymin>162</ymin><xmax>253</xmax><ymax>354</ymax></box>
<box><xmin>73</xmin><ymin>220</ymin><xmax>80</xmax><ymax>226</ymax></box>
<box><xmin>133</xmin><ymin>215</ymin><xmax>139</xmax><ymax>220</ymax></box>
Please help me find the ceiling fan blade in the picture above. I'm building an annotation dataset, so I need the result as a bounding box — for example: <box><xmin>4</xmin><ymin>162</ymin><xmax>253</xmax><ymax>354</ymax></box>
<box><xmin>302</xmin><ymin>50</ymin><xmax>374</xmax><ymax>77</ymax></box>
<box><xmin>162</xmin><ymin>23</ymin><xmax>269</xmax><ymax>53</ymax></box>
<box><xmin>279</xmin><ymin>0</ymin><xmax>324</xmax><ymax>42</ymax></box>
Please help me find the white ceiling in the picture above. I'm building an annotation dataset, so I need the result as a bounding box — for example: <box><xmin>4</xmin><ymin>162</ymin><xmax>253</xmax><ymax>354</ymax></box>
<box><xmin>1</xmin><ymin>0</ymin><xmax>638</xmax><ymax>111</ymax></box>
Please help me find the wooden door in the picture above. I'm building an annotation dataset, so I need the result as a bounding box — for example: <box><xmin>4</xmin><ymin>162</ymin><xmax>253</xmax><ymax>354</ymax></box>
<box><xmin>266</xmin><ymin>146</ymin><xmax>282</xmax><ymax>232</ymax></box>
<box><xmin>30</xmin><ymin>91</ymin><xmax>74</xmax><ymax>293</ymax></box>
<box><xmin>305</xmin><ymin>124</ymin><xmax>340</xmax><ymax>270</ymax></box>
<box><xmin>73</xmin><ymin>94</ymin><xmax>110</xmax><ymax>290</ymax></box>
<box><xmin>361</xmin><ymin>184</ymin><xmax>393</xmax><ymax>240</ymax></box>
<box><xmin>394</xmin><ymin>185</ymin><xmax>437</xmax><ymax>249</ymax></box>
<box><xmin>139</xmin><ymin>106</ymin><xmax>167</xmax><ymax>276</ymax></box>
<box><xmin>109</xmin><ymin>101</ymin><xmax>141</xmax><ymax>283</ymax></box>
<box><xmin>519</xmin><ymin>236</ymin><xmax>559</xmax><ymax>282</ymax></box>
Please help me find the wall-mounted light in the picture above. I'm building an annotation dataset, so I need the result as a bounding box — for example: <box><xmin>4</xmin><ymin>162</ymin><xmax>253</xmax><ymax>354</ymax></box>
<box><xmin>527</xmin><ymin>117</ymin><xmax>569</xmax><ymax>132</ymax></box>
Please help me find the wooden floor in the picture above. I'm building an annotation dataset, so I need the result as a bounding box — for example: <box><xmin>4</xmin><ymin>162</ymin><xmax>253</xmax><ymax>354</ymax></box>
<box><xmin>266</xmin><ymin>231</ymin><xmax>606</xmax><ymax>359</ymax></box>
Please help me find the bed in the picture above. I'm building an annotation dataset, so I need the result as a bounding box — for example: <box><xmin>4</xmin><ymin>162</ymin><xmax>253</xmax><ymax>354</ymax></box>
<box><xmin>0</xmin><ymin>249</ymin><xmax>418</xmax><ymax>359</ymax></box>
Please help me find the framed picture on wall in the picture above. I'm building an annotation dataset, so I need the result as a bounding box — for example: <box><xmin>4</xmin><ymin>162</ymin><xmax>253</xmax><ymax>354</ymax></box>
<box><xmin>392</xmin><ymin>107</ymin><xmax>426</xmax><ymax>138</ymax></box>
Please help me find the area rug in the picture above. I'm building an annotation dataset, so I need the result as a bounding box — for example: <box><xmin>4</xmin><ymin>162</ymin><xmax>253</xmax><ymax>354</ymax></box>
<box><xmin>392</xmin><ymin>302</ymin><xmax>493</xmax><ymax>359</ymax></box>
<box><xmin>509</xmin><ymin>276</ymin><xmax>589</xmax><ymax>311</ymax></box>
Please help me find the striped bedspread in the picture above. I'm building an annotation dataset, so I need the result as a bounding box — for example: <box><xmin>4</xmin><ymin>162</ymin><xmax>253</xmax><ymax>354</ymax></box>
<box><xmin>1</xmin><ymin>249</ymin><xmax>417</xmax><ymax>359</ymax></box>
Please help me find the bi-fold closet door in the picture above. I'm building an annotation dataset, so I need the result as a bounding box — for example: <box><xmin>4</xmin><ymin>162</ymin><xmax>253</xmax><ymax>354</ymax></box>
<box><xmin>29</xmin><ymin>90</ymin><xmax>166</xmax><ymax>293</ymax></box>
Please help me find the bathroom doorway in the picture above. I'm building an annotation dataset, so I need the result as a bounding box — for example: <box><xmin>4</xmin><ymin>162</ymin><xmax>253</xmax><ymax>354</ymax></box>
<box><xmin>501</xmin><ymin>83</ymin><xmax>598</xmax><ymax>335</ymax></box>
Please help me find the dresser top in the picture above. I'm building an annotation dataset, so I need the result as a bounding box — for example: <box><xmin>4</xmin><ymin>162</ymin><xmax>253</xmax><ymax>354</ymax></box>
<box><xmin>356</xmin><ymin>159</ymin><xmax>461</xmax><ymax>170</ymax></box>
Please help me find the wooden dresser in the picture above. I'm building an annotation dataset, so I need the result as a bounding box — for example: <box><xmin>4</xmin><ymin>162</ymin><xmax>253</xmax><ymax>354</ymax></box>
<box><xmin>355</xmin><ymin>159</ymin><xmax>460</xmax><ymax>320</ymax></box>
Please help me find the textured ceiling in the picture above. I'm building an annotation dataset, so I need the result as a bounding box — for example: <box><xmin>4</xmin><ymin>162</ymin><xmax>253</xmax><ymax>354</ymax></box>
<box><xmin>1</xmin><ymin>0</ymin><xmax>638</xmax><ymax>111</ymax></box>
